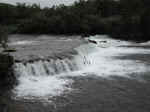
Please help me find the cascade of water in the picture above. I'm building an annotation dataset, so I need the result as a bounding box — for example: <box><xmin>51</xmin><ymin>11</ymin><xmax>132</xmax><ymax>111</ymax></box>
<box><xmin>13</xmin><ymin>42</ymin><xmax>95</xmax><ymax>99</ymax></box>
<box><xmin>14</xmin><ymin>58</ymin><xmax>79</xmax><ymax>76</ymax></box>
<box><xmin>14</xmin><ymin>34</ymin><xmax>150</xmax><ymax>80</ymax></box>
<box><xmin>13</xmin><ymin>35</ymin><xmax>150</xmax><ymax>100</ymax></box>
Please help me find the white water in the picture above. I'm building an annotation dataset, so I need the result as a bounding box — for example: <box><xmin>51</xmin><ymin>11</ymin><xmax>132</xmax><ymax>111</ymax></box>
<box><xmin>13</xmin><ymin>58</ymin><xmax>77</xmax><ymax>100</ymax></box>
<box><xmin>13</xmin><ymin>35</ymin><xmax>150</xmax><ymax>101</ymax></box>
<box><xmin>9</xmin><ymin>40</ymin><xmax>38</xmax><ymax>45</ymax></box>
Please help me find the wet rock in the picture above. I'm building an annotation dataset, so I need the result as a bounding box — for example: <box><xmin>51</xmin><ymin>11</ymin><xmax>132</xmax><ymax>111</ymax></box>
<box><xmin>0</xmin><ymin>53</ymin><xmax>16</xmax><ymax>91</ymax></box>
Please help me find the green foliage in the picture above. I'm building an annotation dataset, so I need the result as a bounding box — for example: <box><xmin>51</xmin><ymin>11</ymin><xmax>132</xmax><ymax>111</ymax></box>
<box><xmin>0</xmin><ymin>26</ymin><xmax>8</xmax><ymax>43</ymax></box>
<box><xmin>0</xmin><ymin>25</ymin><xmax>9</xmax><ymax>51</ymax></box>
<box><xmin>0</xmin><ymin>1</ymin><xmax>119</xmax><ymax>35</ymax></box>
<box><xmin>140</xmin><ymin>9</ymin><xmax>150</xmax><ymax>41</ymax></box>
<box><xmin>0</xmin><ymin>0</ymin><xmax>150</xmax><ymax>41</ymax></box>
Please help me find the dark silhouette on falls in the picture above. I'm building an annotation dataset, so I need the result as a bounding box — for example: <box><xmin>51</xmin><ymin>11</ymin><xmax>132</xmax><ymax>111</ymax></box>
<box><xmin>0</xmin><ymin>0</ymin><xmax>150</xmax><ymax>41</ymax></box>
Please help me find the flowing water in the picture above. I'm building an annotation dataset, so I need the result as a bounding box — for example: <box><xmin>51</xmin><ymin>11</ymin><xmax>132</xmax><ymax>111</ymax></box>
<box><xmin>12</xmin><ymin>35</ymin><xmax>150</xmax><ymax>103</ymax></box>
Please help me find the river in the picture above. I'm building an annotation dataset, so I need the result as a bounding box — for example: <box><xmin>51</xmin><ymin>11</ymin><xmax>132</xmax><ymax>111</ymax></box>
<box><xmin>1</xmin><ymin>35</ymin><xmax>150</xmax><ymax>112</ymax></box>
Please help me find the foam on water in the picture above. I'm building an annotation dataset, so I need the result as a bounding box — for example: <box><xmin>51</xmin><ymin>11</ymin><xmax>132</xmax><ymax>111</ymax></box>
<box><xmin>9</xmin><ymin>40</ymin><xmax>37</xmax><ymax>45</ymax></box>
<box><xmin>66</xmin><ymin>36</ymin><xmax>149</xmax><ymax>78</ymax></box>
<box><xmin>13</xmin><ymin>59</ymin><xmax>77</xmax><ymax>100</ymax></box>
<box><xmin>13</xmin><ymin>35</ymin><xmax>150</xmax><ymax>101</ymax></box>
<box><xmin>78</xmin><ymin>47</ymin><xmax>149</xmax><ymax>77</ymax></box>
<box><xmin>13</xmin><ymin>76</ymin><xmax>72</xmax><ymax>100</ymax></box>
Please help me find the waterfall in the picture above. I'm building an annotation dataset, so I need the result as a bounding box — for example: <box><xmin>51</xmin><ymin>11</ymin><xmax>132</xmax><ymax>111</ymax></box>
<box><xmin>14</xmin><ymin>42</ymin><xmax>96</xmax><ymax>77</ymax></box>
<box><xmin>14</xmin><ymin>58</ymin><xmax>78</xmax><ymax>76</ymax></box>
<box><xmin>13</xmin><ymin>58</ymin><xmax>79</xmax><ymax>100</ymax></box>
<box><xmin>13</xmin><ymin>42</ymin><xmax>95</xmax><ymax>100</ymax></box>
<box><xmin>13</xmin><ymin>35</ymin><xmax>150</xmax><ymax>100</ymax></box>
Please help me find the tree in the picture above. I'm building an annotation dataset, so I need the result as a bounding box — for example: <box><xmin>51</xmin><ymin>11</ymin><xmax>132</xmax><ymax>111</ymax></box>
<box><xmin>0</xmin><ymin>26</ymin><xmax>9</xmax><ymax>50</ymax></box>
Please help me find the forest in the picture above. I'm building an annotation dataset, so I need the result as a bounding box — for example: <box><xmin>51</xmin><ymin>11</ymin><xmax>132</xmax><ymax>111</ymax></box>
<box><xmin>0</xmin><ymin>0</ymin><xmax>150</xmax><ymax>41</ymax></box>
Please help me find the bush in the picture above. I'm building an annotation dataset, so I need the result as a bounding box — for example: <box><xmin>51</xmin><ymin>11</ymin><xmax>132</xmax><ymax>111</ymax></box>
<box><xmin>0</xmin><ymin>26</ymin><xmax>9</xmax><ymax>50</ymax></box>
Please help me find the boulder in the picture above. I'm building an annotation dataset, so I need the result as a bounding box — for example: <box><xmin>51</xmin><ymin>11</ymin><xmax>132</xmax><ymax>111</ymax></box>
<box><xmin>0</xmin><ymin>54</ymin><xmax>16</xmax><ymax>92</ymax></box>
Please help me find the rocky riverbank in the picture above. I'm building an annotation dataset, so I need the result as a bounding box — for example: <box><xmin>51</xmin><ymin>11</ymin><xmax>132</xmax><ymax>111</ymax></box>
<box><xmin>0</xmin><ymin>53</ymin><xmax>16</xmax><ymax>112</ymax></box>
<box><xmin>0</xmin><ymin>53</ymin><xmax>15</xmax><ymax>91</ymax></box>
